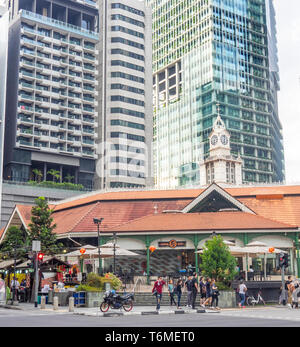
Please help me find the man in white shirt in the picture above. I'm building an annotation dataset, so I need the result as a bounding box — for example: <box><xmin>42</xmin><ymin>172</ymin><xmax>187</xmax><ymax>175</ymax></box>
<box><xmin>11</xmin><ymin>277</ymin><xmax>20</xmax><ymax>301</ymax></box>
<box><xmin>238</xmin><ymin>280</ymin><xmax>247</xmax><ymax>308</ymax></box>
<box><xmin>11</xmin><ymin>277</ymin><xmax>20</xmax><ymax>290</ymax></box>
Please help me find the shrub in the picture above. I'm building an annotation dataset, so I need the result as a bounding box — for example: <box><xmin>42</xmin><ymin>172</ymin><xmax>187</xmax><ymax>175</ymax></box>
<box><xmin>86</xmin><ymin>273</ymin><xmax>102</xmax><ymax>289</ymax></box>
<box><xmin>103</xmin><ymin>273</ymin><xmax>122</xmax><ymax>291</ymax></box>
<box><xmin>76</xmin><ymin>284</ymin><xmax>102</xmax><ymax>292</ymax></box>
<box><xmin>75</xmin><ymin>273</ymin><xmax>123</xmax><ymax>292</ymax></box>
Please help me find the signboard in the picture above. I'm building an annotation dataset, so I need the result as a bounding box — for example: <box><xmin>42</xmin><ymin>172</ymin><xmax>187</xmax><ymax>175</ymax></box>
<box><xmin>32</xmin><ymin>240</ymin><xmax>41</xmax><ymax>252</ymax></box>
<box><xmin>158</xmin><ymin>240</ymin><xmax>186</xmax><ymax>249</ymax></box>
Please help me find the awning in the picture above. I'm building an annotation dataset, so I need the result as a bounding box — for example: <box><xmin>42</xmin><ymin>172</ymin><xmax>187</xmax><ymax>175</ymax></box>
<box><xmin>0</xmin><ymin>259</ymin><xmax>22</xmax><ymax>269</ymax></box>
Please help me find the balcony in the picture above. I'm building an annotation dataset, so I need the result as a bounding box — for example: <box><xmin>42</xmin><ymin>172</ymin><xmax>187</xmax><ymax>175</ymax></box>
<box><xmin>18</xmin><ymin>139</ymin><xmax>32</xmax><ymax>146</ymax></box>
<box><xmin>19</xmin><ymin>82</ymin><xmax>34</xmax><ymax>91</ymax></box>
<box><xmin>20</xmin><ymin>10</ymin><xmax>99</xmax><ymax>40</ymax></box>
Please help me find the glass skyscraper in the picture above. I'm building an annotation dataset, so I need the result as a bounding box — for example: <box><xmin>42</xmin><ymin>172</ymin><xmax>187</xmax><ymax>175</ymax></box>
<box><xmin>147</xmin><ymin>0</ymin><xmax>284</xmax><ymax>189</ymax></box>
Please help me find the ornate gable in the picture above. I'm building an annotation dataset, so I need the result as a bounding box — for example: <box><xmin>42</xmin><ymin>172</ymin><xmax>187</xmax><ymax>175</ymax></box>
<box><xmin>181</xmin><ymin>183</ymin><xmax>255</xmax><ymax>214</ymax></box>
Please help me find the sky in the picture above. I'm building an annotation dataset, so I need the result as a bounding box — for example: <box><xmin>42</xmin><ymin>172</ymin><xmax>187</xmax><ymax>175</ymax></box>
<box><xmin>0</xmin><ymin>0</ymin><xmax>298</xmax><ymax>183</ymax></box>
<box><xmin>273</xmin><ymin>0</ymin><xmax>300</xmax><ymax>183</ymax></box>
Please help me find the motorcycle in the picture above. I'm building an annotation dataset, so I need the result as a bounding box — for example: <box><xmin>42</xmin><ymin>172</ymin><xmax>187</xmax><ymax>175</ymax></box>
<box><xmin>100</xmin><ymin>290</ymin><xmax>134</xmax><ymax>312</ymax></box>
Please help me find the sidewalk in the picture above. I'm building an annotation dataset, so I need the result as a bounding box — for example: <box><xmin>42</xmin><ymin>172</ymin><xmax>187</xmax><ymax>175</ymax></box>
<box><xmin>0</xmin><ymin>302</ymin><xmax>219</xmax><ymax>317</ymax></box>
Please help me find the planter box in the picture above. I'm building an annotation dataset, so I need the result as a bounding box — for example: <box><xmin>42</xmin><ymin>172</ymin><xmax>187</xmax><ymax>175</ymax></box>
<box><xmin>218</xmin><ymin>291</ymin><xmax>236</xmax><ymax>308</ymax></box>
<box><xmin>85</xmin><ymin>291</ymin><xmax>105</xmax><ymax>308</ymax></box>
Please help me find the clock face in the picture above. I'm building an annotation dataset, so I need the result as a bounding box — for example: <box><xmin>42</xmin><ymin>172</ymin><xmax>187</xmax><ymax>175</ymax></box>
<box><xmin>221</xmin><ymin>135</ymin><xmax>228</xmax><ymax>145</ymax></box>
<box><xmin>211</xmin><ymin>135</ymin><xmax>218</xmax><ymax>146</ymax></box>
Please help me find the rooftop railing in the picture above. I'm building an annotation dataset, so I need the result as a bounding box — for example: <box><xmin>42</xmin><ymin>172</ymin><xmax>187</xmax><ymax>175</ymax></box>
<box><xmin>20</xmin><ymin>10</ymin><xmax>98</xmax><ymax>40</ymax></box>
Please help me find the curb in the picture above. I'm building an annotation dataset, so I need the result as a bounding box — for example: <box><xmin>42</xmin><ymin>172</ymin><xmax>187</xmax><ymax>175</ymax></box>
<box><xmin>0</xmin><ymin>304</ymin><xmax>22</xmax><ymax>310</ymax></box>
<box><xmin>77</xmin><ymin>308</ymin><xmax>211</xmax><ymax>318</ymax></box>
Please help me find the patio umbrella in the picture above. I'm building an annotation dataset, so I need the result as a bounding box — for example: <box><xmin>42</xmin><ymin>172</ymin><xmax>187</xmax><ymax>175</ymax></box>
<box><xmin>100</xmin><ymin>242</ymin><xmax>120</xmax><ymax>249</ymax></box>
<box><xmin>88</xmin><ymin>247</ymin><xmax>139</xmax><ymax>257</ymax></box>
<box><xmin>223</xmin><ymin>240</ymin><xmax>235</xmax><ymax>246</ymax></box>
<box><xmin>246</xmin><ymin>241</ymin><xmax>267</xmax><ymax>247</ymax></box>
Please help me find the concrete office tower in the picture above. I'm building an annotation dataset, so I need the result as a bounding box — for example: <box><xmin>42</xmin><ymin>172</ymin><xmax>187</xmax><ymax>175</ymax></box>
<box><xmin>147</xmin><ymin>0</ymin><xmax>284</xmax><ymax>189</ymax></box>
<box><xmin>96</xmin><ymin>0</ymin><xmax>153</xmax><ymax>190</ymax></box>
<box><xmin>3</xmin><ymin>0</ymin><xmax>99</xmax><ymax>190</ymax></box>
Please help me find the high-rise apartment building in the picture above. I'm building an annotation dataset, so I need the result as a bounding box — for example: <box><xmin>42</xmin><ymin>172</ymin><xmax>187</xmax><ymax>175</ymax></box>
<box><xmin>147</xmin><ymin>0</ymin><xmax>285</xmax><ymax>189</ymax></box>
<box><xmin>2</xmin><ymin>0</ymin><xmax>99</xmax><ymax>190</ymax></box>
<box><xmin>96</xmin><ymin>0</ymin><xmax>153</xmax><ymax>190</ymax></box>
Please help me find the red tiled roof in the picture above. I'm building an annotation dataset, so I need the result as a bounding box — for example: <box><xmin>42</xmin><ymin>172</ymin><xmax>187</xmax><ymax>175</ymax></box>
<box><xmin>8</xmin><ymin>184</ymin><xmax>300</xmax><ymax>237</ymax></box>
<box><xmin>50</xmin><ymin>200</ymin><xmax>190</xmax><ymax>234</ymax></box>
<box><xmin>52</xmin><ymin>185</ymin><xmax>300</xmax><ymax>212</ymax></box>
<box><xmin>238</xmin><ymin>196</ymin><xmax>300</xmax><ymax>227</ymax></box>
<box><xmin>16</xmin><ymin>205</ymin><xmax>33</xmax><ymax>228</ymax></box>
<box><xmin>106</xmin><ymin>211</ymin><xmax>297</xmax><ymax>233</ymax></box>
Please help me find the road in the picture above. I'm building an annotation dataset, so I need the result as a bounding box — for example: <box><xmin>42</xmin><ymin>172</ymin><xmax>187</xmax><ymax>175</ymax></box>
<box><xmin>0</xmin><ymin>307</ymin><xmax>300</xmax><ymax>327</ymax></box>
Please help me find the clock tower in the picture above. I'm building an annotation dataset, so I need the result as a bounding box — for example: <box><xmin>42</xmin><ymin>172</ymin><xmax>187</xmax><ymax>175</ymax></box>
<box><xmin>200</xmin><ymin>111</ymin><xmax>243</xmax><ymax>186</ymax></box>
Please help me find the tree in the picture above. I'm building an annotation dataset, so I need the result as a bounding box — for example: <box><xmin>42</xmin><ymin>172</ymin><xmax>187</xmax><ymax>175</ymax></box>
<box><xmin>64</xmin><ymin>174</ymin><xmax>74</xmax><ymax>183</ymax></box>
<box><xmin>0</xmin><ymin>226</ymin><xmax>27</xmax><ymax>260</ymax></box>
<box><xmin>47</xmin><ymin>169</ymin><xmax>61</xmax><ymax>183</ymax></box>
<box><xmin>27</xmin><ymin>197</ymin><xmax>62</xmax><ymax>255</ymax></box>
<box><xmin>32</xmin><ymin>169</ymin><xmax>43</xmax><ymax>183</ymax></box>
<box><xmin>200</xmin><ymin>235</ymin><xmax>237</xmax><ymax>284</ymax></box>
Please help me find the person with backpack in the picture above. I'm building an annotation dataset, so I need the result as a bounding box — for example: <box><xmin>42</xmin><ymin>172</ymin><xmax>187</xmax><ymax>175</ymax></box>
<box><xmin>202</xmin><ymin>278</ymin><xmax>212</xmax><ymax>308</ymax></box>
<box><xmin>199</xmin><ymin>276</ymin><xmax>206</xmax><ymax>306</ymax></box>
<box><xmin>238</xmin><ymin>280</ymin><xmax>247</xmax><ymax>308</ymax></box>
<box><xmin>191</xmin><ymin>273</ymin><xmax>198</xmax><ymax>309</ymax></box>
<box><xmin>291</xmin><ymin>281</ymin><xmax>300</xmax><ymax>309</ymax></box>
<box><xmin>175</xmin><ymin>279</ymin><xmax>183</xmax><ymax>309</ymax></box>
<box><xmin>152</xmin><ymin>276</ymin><xmax>166</xmax><ymax>312</ymax></box>
<box><xmin>211</xmin><ymin>278</ymin><xmax>220</xmax><ymax>310</ymax></box>
<box><xmin>185</xmin><ymin>275</ymin><xmax>194</xmax><ymax>308</ymax></box>
<box><xmin>168</xmin><ymin>279</ymin><xmax>177</xmax><ymax>306</ymax></box>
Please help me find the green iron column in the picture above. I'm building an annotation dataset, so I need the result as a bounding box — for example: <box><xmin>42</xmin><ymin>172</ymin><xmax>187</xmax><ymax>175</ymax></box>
<box><xmin>295</xmin><ymin>232</ymin><xmax>300</xmax><ymax>278</ymax></box>
<box><xmin>194</xmin><ymin>235</ymin><xmax>199</xmax><ymax>275</ymax></box>
<box><xmin>145</xmin><ymin>236</ymin><xmax>151</xmax><ymax>285</ymax></box>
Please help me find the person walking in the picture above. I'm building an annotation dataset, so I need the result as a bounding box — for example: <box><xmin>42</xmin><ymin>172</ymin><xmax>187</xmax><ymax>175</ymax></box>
<box><xmin>286</xmin><ymin>276</ymin><xmax>293</xmax><ymax>308</ymax></box>
<box><xmin>199</xmin><ymin>276</ymin><xmax>206</xmax><ymax>306</ymax></box>
<box><xmin>238</xmin><ymin>280</ymin><xmax>247</xmax><ymax>308</ymax></box>
<box><xmin>185</xmin><ymin>275</ymin><xmax>194</xmax><ymax>308</ymax></box>
<box><xmin>202</xmin><ymin>278</ymin><xmax>212</xmax><ymax>308</ymax></box>
<box><xmin>152</xmin><ymin>276</ymin><xmax>166</xmax><ymax>312</ymax></box>
<box><xmin>175</xmin><ymin>279</ymin><xmax>183</xmax><ymax>309</ymax></box>
<box><xmin>292</xmin><ymin>281</ymin><xmax>300</xmax><ymax>309</ymax></box>
<box><xmin>211</xmin><ymin>279</ymin><xmax>220</xmax><ymax>310</ymax></box>
<box><xmin>168</xmin><ymin>279</ymin><xmax>177</xmax><ymax>306</ymax></box>
<box><xmin>191</xmin><ymin>273</ymin><xmax>198</xmax><ymax>309</ymax></box>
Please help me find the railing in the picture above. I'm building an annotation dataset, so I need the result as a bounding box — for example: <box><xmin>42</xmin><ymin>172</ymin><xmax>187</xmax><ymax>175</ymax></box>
<box><xmin>20</xmin><ymin>10</ymin><xmax>98</xmax><ymax>40</ymax></box>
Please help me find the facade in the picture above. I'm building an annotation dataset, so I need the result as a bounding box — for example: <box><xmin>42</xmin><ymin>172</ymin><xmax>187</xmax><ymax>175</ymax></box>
<box><xmin>2</xmin><ymin>183</ymin><xmax>300</xmax><ymax>278</ymax></box>
<box><xmin>147</xmin><ymin>0</ymin><xmax>285</xmax><ymax>189</ymax></box>
<box><xmin>95</xmin><ymin>0</ymin><xmax>153</xmax><ymax>190</ymax></box>
<box><xmin>2</xmin><ymin>0</ymin><xmax>99</xmax><ymax>190</ymax></box>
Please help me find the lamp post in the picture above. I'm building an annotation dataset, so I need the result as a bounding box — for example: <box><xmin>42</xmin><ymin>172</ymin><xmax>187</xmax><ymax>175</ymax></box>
<box><xmin>93</xmin><ymin>218</ymin><xmax>104</xmax><ymax>276</ymax></box>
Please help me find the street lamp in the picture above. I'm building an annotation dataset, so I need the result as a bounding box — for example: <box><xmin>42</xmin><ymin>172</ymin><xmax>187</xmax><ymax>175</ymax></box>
<box><xmin>93</xmin><ymin>218</ymin><xmax>104</xmax><ymax>276</ymax></box>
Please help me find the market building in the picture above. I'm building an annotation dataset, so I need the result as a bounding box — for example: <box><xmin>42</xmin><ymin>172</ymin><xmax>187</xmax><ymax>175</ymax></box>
<box><xmin>1</xmin><ymin>182</ymin><xmax>300</xmax><ymax>279</ymax></box>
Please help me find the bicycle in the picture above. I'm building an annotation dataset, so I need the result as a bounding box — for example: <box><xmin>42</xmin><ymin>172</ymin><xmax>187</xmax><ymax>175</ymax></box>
<box><xmin>246</xmin><ymin>290</ymin><xmax>266</xmax><ymax>306</ymax></box>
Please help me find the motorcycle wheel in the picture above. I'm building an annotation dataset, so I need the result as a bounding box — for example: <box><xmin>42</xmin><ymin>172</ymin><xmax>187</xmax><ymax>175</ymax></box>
<box><xmin>100</xmin><ymin>302</ymin><xmax>110</xmax><ymax>313</ymax></box>
<box><xmin>123</xmin><ymin>301</ymin><xmax>133</xmax><ymax>312</ymax></box>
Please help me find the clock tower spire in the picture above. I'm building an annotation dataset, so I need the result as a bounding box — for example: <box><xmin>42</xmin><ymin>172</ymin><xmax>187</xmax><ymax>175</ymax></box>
<box><xmin>199</xmin><ymin>105</ymin><xmax>243</xmax><ymax>186</ymax></box>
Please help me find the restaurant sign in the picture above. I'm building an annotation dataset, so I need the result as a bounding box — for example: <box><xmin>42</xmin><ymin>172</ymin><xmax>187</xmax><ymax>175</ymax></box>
<box><xmin>158</xmin><ymin>240</ymin><xmax>186</xmax><ymax>249</ymax></box>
